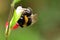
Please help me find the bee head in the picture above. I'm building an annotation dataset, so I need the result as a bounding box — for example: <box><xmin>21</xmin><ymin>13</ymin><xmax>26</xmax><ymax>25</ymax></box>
<box><xmin>23</xmin><ymin>7</ymin><xmax>32</xmax><ymax>17</ymax></box>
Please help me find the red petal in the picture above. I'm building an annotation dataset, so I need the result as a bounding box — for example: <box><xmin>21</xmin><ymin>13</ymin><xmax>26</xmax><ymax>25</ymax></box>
<box><xmin>5</xmin><ymin>22</ymin><xmax>19</xmax><ymax>30</ymax></box>
<box><xmin>5</xmin><ymin>21</ymin><xmax>8</xmax><ymax>28</ymax></box>
<box><xmin>12</xmin><ymin>23</ymin><xmax>19</xmax><ymax>29</ymax></box>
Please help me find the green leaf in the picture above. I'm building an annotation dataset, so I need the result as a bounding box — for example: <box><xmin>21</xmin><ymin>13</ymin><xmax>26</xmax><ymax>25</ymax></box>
<box><xmin>9</xmin><ymin>0</ymin><xmax>22</xmax><ymax>28</ymax></box>
<box><xmin>9</xmin><ymin>10</ymin><xmax>22</xmax><ymax>28</ymax></box>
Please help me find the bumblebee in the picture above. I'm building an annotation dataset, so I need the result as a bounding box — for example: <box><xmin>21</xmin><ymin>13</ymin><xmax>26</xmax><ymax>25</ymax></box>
<box><xmin>17</xmin><ymin>7</ymin><xmax>33</xmax><ymax>27</ymax></box>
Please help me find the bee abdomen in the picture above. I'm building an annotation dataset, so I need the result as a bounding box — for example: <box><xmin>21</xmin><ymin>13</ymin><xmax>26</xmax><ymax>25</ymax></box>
<box><xmin>27</xmin><ymin>17</ymin><xmax>32</xmax><ymax>26</ymax></box>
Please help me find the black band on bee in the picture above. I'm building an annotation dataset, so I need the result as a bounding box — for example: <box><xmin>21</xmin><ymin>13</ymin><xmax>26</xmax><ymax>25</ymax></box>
<box><xmin>26</xmin><ymin>17</ymin><xmax>32</xmax><ymax>26</ymax></box>
<box><xmin>17</xmin><ymin>16</ymin><xmax>25</xmax><ymax>27</ymax></box>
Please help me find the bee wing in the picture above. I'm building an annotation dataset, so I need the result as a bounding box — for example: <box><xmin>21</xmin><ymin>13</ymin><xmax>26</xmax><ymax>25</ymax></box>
<box><xmin>31</xmin><ymin>14</ymin><xmax>38</xmax><ymax>25</ymax></box>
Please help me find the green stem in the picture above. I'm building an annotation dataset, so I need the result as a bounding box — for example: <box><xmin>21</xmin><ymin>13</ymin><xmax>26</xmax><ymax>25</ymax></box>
<box><xmin>5</xmin><ymin>1</ymin><xmax>14</xmax><ymax>40</ymax></box>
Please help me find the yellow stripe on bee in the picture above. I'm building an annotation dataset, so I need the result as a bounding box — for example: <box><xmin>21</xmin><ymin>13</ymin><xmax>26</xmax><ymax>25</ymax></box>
<box><xmin>24</xmin><ymin>15</ymin><xmax>28</xmax><ymax>23</ymax></box>
<box><xmin>23</xmin><ymin>15</ymin><xmax>28</xmax><ymax>27</ymax></box>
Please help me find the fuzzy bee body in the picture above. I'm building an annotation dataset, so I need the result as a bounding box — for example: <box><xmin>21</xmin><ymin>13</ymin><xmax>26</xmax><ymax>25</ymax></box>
<box><xmin>17</xmin><ymin>7</ymin><xmax>32</xmax><ymax>27</ymax></box>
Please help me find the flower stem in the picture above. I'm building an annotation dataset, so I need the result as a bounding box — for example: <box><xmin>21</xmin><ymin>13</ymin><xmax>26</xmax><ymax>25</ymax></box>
<box><xmin>5</xmin><ymin>24</ymin><xmax>11</xmax><ymax>40</ymax></box>
<box><xmin>5</xmin><ymin>1</ymin><xmax>14</xmax><ymax>40</ymax></box>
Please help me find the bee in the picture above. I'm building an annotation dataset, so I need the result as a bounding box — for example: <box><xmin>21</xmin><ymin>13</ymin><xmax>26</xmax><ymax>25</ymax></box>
<box><xmin>5</xmin><ymin>6</ymin><xmax>37</xmax><ymax>29</ymax></box>
<box><xmin>17</xmin><ymin>7</ymin><xmax>32</xmax><ymax>27</ymax></box>
<box><xmin>17</xmin><ymin>6</ymin><xmax>37</xmax><ymax>28</ymax></box>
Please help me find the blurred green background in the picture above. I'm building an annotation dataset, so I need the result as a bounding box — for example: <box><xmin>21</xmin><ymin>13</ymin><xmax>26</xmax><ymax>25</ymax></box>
<box><xmin>0</xmin><ymin>0</ymin><xmax>60</xmax><ymax>40</ymax></box>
